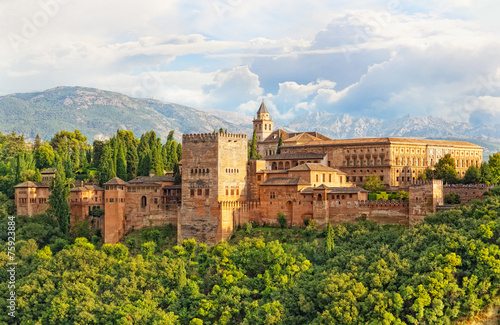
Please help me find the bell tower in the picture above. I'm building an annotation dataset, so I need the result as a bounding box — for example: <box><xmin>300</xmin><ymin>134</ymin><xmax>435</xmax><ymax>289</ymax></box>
<box><xmin>252</xmin><ymin>100</ymin><xmax>273</xmax><ymax>141</ymax></box>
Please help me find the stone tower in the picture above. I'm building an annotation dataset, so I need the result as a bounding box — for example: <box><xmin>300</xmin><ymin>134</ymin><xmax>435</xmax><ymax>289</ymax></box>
<box><xmin>103</xmin><ymin>177</ymin><xmax>127</xmax><ymax>244</ymax></box>
<box><xmin>252</xmin><ymin>100</ymin><xmax>273</xmax><ymax>142</ymax></box>
<box><xmin>179</xmin><ymin>132</ymin><xmax>248</xmax><ymax>244</ymax></box>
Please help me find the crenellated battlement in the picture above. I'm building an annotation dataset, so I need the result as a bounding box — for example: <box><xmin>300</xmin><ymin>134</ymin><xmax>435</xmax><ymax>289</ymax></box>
<box><xmin>182</xmin><ymin>133</ymin><xmax>248</xmax><ymax>143</ymax></box>
<box><xmin>358</xmin><ymin>199</ymin><xmax>409</xmax><ymax>207</ymax></box>
<box><xmin>400</xmin><ymin>180</ymin><xmax>440</xmax><ymax>187</ymax></box>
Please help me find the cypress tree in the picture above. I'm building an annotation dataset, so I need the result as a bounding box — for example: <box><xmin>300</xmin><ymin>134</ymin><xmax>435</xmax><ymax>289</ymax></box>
<box><xmin>176</xmin><ymin>143</ymin><xmax>182</xmax><ymax>161</ymax></box>
<box><xmin>170</xmin><ymin>142</ymin><xmax>179</xmax><ymax>166</ymax></box>
<box><xmin>98</xmin><ymin>145</ymin><xmax>116</xmax><ymax>185</ymax></box>
<box><xmin>173</xmin><ymin>162</ymin><xmax>181</xmax><ymax>185</ymax></box>
<box><xmin>126</xmin><ymin>141</ymin><xmax>138</xmax><ymax>180</ymax></box>
<box><xmin>152</xmin><ymin>143</ymin><xmax>164</xmax><ymax>176</ymax></box>
<box><xmin>47</xmin><ymin>159</ymin><xmax>70</xmax><ymax>238</ymax></box>
<box><xmin>34</xmin><ymin>169</ymin><xmax>42</xmax><ymax>182</ymax></box>
<box><xmin>116</xmin><ymin>141</ymin><xmax>127</xmax><ymax>180</ymax></box>
<box><xmin>34</xmin><ymin>134</ymin><xmax>42</xmax><ymax>150</ymax></box>
<box><xmin>277</xmin><ymin>133</ymin><xmax>283</xmax><ymax>154</ymax></box>
<box><xmin>325</xmin><ymin>221</ymin><xmax>335</xmax><ymax>257</ymax></box>
<box><xmin>249</xmin><ymin>129</ymin><xmax>258</xmax><ymax>160</ymax></box>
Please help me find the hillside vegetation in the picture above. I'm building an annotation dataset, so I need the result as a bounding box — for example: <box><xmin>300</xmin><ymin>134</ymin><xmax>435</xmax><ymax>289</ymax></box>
<box><xmin>0</xmin><ymin>87</ymin><xmax>250</xmax><ymax>141</ymax></box>
<box><xmin>2</xmin><ymin>190</ymin><xmax>500</xmax><ymax>324</ymax></box>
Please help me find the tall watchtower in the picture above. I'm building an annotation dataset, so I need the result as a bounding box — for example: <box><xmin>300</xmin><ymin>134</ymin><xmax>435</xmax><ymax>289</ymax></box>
<box><xmin>179</xmin><ymin>132</ymin><xmax>248</xmax><ymax>244</ymax></box>
<box><xmin>252</xmin><ymin>101</ymin><xmax>273</xmax><ymax>142</ymax></box>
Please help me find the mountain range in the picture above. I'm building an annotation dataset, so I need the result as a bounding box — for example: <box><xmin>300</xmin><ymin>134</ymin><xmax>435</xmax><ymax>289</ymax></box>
<box><xmin>1</xmin><ymin>86</ymin><xmax>499</xmax><ymax>156</ymax></box>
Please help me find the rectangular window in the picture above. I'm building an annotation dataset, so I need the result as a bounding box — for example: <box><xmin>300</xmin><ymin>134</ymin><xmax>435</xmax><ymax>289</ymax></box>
<box><xmin>198</xmin><ymin>189</ymin><xmax>202</xmax><ymax>196</ymax></box>
<box><xmin>226</xmin><ymin>189</ymin><xmax>229</xmax><ymax>195</ymax></box>
<box><xmin>236</xmin><ymin>189</ymin><xmax>239</xmax><ymax>195</ymax></box>
<box><xmin>257</xmin><ymin>175</ymin><xmax>261</xmax><ymax>181</ymax></box>
<box><xmin>349</xmin><ymin>194</ymin><xmax>353</xmax><ymax>198</ymax></box>
<box><xmin>231</xmin><ymin>189</ymin><xmax>234</xmax><ymax>195</ymax></box>
<box><xmin>270</xmin><ymin>191</ymin><xmax>276</xmax><ymax>199</ymax></box>
<box><xmin>190</xmin><ymin>189</ymin><xmax>195</xmax><ymax>196</ymax></box>
<box><xmin>110</xmin><ymin>198</ymin><xmax>114</xmax><ymax>202</ymax></box>
<box><xmin>205</xmin><ymin>189</ymin><xmax>210</xmax><ymax>196</ymax></box>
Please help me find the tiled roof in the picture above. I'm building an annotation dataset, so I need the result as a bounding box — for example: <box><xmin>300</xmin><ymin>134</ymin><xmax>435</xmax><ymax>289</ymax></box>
<box><xmin>128</xmin><ymin>175</ymin><xmax>174</xmax><ymax>183</ymax></box>
<box><xmin>126</xmin><ymin>182</ymin><xmax>162</xmax><ymax>187</ymax></box>
<box><xmin>163</xmin><ymin>184</ymin><xmax>182</xmax><ymax>189</ymax></box>
<box><xmin>260</xmin><ymin>177</ymin><xmax>310</xmax><ymax>186</ymax></box>
<box><xmin>262</xmin><ymin>130</ymin><xmax>332</xmax><ymax>143</ymax></box>
<box><xmin>288</xmin><ymin>163</ymin><xmax>345</xmax><ymax>173</ymax></box>
<box><xmin>263</xmin><ymin>153</ymin><xmax>326</xmax><ymax>160</ymax></box>
<box><xmin>284</xmin><ymin>133</ymin><xmax>322</xmax><ymax>143</ymax></box>
<box><xmin>104</xmin><ymin>177</ymin><xmax>127</xmax><ymax>185</ymax></box>
<box><xmin>71</xmin><ymin>185</ymin><xmax>104</xmax><ymax>192</ymax></box>
<box><xmin>41</xmin><ymin>168</ymin><xmax>56</xmax><ymax>174</ymax></box>
<box><xmin>285</xmin><ymin>137</ymin><xmax>482</xmax><ymax>148</ymax></box>
<box><xmin>262</xmin><ymin>129</ymin><xmax>288</xmax><ymax>143</ymax></box>
<box><xmin>301</xmin><ymin>186</ymin><xmax>368</xmax><ymax>194</ymax></box>
<box><xmin>14</xmin><ymin>181</ymin><xmax>48</xmax><ymax>188</ymax></box>
<box><xmin>257</xmin><ymin>100</ymin><xmax>269</xmax><ymax>114</ymax></box>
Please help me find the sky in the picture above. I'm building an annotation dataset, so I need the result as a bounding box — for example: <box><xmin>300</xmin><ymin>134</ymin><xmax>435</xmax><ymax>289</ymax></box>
<box><xmin>1</xmin><ymin>0</ymin><xmax>500</xmax><ymax>124</ymax></box>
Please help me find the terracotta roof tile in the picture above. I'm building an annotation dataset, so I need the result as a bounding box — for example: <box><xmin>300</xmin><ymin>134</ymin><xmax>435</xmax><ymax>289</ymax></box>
<box><xmin>260</xmin><ymin>177</ymin><xmax>310</xmax><ymax>186</ymax></box>
<box><xmin>288</xmin><ymin>163</ymin><xmax>345</xmax><ymax>173</ymax></box>
<box><xmin>263</xmin><ymin>153</ymin><xmax>326</xmax><ymax>160</ymax></box>
<box><xmin>103</xmin><ymin>177</ymin><xmax>127</xmax><ymax>185</ymax></box>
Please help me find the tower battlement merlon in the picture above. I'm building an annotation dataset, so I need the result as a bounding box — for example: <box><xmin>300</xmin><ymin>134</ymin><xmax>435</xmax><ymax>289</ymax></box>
<box><xmin>182</xmin><ymin>133</ymin><xmax>247</xmax><ymax>143</ymax></box>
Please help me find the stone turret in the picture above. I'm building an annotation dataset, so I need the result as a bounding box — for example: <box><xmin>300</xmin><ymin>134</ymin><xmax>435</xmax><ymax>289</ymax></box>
<box><xmin>252</xmin><ymin>100</ymin><xmax>273</xmax><ymax>142</ymax></box>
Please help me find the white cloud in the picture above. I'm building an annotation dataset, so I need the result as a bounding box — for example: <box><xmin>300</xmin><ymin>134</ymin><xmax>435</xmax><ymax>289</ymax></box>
<box><xmin>1</xmin><ymin>0</ymin><xmax>500</xmax><ymax>125</ymax></box>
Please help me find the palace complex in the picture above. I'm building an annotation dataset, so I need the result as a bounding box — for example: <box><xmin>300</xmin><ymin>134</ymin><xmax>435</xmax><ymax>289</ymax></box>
<box><xmin>15</xmin><ymin>102</ymin><xmax>484</xmax><ymax>244</ymax></box>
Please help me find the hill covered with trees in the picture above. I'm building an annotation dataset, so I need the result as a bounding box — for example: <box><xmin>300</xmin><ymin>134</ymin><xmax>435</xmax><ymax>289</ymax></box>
<box><xmin>2</xmin><ymin>189</ymin><xmax>500</xmax><ymax>324</ymax></box>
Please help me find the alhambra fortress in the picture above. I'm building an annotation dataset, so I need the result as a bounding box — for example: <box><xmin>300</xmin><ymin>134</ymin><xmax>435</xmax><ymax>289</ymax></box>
<box><xmin>15</xmin><ymin>102</ymin><xmax>486</xmax><ymax>244</ymax></box>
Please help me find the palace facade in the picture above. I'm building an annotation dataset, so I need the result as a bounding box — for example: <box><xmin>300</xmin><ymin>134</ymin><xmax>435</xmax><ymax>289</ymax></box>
<box><xmin>14</xmin><ymin>103</ymin><xmax>484</xmax><ymax>245</ymax></box>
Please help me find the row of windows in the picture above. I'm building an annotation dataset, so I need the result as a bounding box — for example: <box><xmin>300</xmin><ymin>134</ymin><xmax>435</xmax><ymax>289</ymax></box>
<box><xmin>225</xmin><ymin>188</ymin><xmax>240</xmax><ymax>196</ymax></box>
<box><xmin>191</xmin><ymin>168</ymin><xmax>210</xmax><ymax>174</ymax></box>
<box><xmin>18</xmin><ymin>198</ymin><xmax>47</xmax><ymax>204</ymax></box>
<box><xmin>190</xmin><ymin>188</ymin><xmax>210</xmax><ymax>196</ymax></box>
<box><xmin>345</xmin><ymin>158</ymin><xmax>384</xmax><ymax>166</ymax></box>
<box><xmin>346</xmin><ymin>148</ymin><xmax>384</xmax><ymax>153</ymax></box>
<box><xmin>314</xmin><ymin>174</ymin><xmax>343</xmax><ymax>183</ymax></box>
<box><xmin>225</xmin><ymin>168</ymin><xmax>239</xmax><ymax>173</ymax></box>
<box><xmin>106</xmin><ymin>198</ymin><xmax>125</xmax><ymax>203</ymax></box>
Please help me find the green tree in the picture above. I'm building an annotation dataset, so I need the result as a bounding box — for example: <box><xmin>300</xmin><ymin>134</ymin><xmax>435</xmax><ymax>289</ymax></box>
<box><xmin>362</xmin><ymin>175</ymin><xmax>385</xmax><ymax>192</ymax></box>
<box><xmin>434</xmin><ymin>154</ymin><xmax>459</xmax><ymax>184</ymax></box>
<box><xmin>176</xmin><ymin>143</ymin><xmax>182</xmax><ymax>161</ymax></box>
<box><xmin>480</xmin><ymin>162</ymin><xmax>494</xmax><ymax>184</ymax></box>
<box><xmin>277</xmin><ymin>211</ymin><xmax>287</xmax><ymax>229</ymax></box>
<box><xmin>98</xmin><ymin>145</ymin><xmax>116</xmax><ymax>185</ymax></box>
<box><xmin>444</xmin><ymin>193</ymin><xmax>461</xmax><ymax>204</ymax></box>
<box><xmin>92</xmin><ymin>140</ymin><xmax>105</xmax><ymax>168</ymax></box>
<box><xmin>325</xmin><ymin>221</ymin><xmax>335</xmax><ymax>257</ymax></box>
<box><xmin>116</xmin><ymin>141</ymin><xmax>127</xmax><ymax>180</ymax></box>
<box><xmin>488</xmin><ymin>152</ymin><xmax>500</xmax><ymax>184</ymax></box>
<box><xmin>47</xmin><ymin>160</ymin><xmax>71</xmax><ymax>238</ymax></box>
<box><xmin>34</xmin><ymin>144</ymin><xmax>56</xmax><ymax>170</ymax></box>
<box><xmin>173</xmin><ymin>162</ymin><xmax>181</xmax><ymax>185</ymax></box>
<box><xmin>462</xmin><ymin>165</ymin><xmax>481</xmax><ymax>184</ymax></box>
<box><xmin>276</xmin><ymin>133</ymin><xmax>283</xmax><ymax>154</ymax></box>
<box><xmin>249</xmin><ymin>129</ymin><xmax>259</xmax><ymax>160</ymax></box>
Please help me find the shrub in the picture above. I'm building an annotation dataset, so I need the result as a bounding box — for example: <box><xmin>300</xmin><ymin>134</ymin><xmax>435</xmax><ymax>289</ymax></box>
<box><xmin>444</xmin><ymin>193</ymin><xmax>461</xmax><ymax>204</ymax></box>
<box><xmin>277</xmin><ymin>212</ymin><xmax>287</xmax><ymax>229</ymax></box>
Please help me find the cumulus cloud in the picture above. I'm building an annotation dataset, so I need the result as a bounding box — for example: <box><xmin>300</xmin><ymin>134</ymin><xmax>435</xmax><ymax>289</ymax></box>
<box><xmin>1</xmin><ymin>0</ymin><xmax>500</xmax><ymax>125</ymax></box>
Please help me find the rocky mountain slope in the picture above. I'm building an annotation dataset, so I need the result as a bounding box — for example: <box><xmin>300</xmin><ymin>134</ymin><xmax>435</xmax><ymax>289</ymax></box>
<box><xmin>0</xmin><ymin>86</ymin><xmax>251</xmax><ymax>141</ymax></box>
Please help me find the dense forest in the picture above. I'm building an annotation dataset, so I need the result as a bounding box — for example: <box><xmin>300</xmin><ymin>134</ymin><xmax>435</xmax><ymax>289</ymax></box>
<box><xmin>1</xmin><ymin>130</ymin><xmax>500</xmax><ymax>323</ymax></box>
<box><xmin>1</xmin><ymin>188</ymin><xmax>500</xmax><ymax>324</ymax></box>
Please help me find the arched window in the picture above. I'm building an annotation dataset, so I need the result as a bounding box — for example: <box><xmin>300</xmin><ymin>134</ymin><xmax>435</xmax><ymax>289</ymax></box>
<box><xmin>317</xmin><ymin>194</ymin><xmax>322</xmax><ymax>201</ymax></box>
<box><xmin>141</xmin><ymin>196</ymin><xmax>147</xmax><ymax>208</ymax></box>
